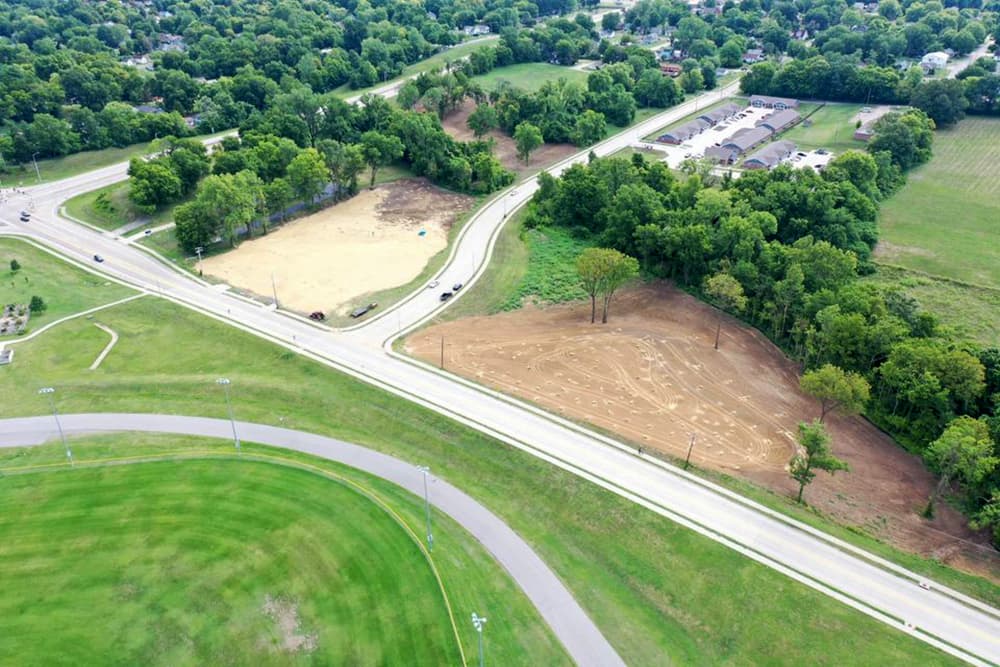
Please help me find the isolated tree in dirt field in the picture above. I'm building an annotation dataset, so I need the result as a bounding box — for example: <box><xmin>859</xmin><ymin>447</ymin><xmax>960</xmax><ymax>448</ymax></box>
<box><xmin>703</xmin><ymin>273</ymin><xmax>746</xmax><ymax>350</ymax></box>
<box><xmin>575</xmin><ymin>248</ymin><xmax>639</xmax><ymax>324</ymax></box>
<box><xmin>800</xmin><ymin>364</ymin><xmax>871</xmax><ymax>423</ymax></box>
<box><xmin>923</xmin><ymin>416</ymin><xmax>998</xmax><ymax>517</ymax></box>
<box><xmin>789</xmin><ymin>420</ymin><xmax>849</xmax><ymax>504</ymax></box>
<box><xmin>360</xmin><ymin>131</ymin><xmax>404</xmax><ymax>189</ymax></box>
<box><xmin>514</xmin><ymin>121</ymin><xmax>543</xmax><ymax>165</ymax></box>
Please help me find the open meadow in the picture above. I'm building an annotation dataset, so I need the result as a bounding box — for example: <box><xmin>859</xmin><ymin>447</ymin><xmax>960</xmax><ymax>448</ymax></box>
<box><xmin>780</xmin><ymin>102</ymin><xmax>869</xmax><ymax>153</ymax></box>
<box><xmin>0</xmin><ymin>243</ymin><xmax>971</xmax><ymax>664</ymax></box>
<box><xmin>471</xmin><ymin>63</ymin><xmax>589</xmax><ymax>93</ymax></box>
<box><xmin>877</xmin><ymin>117</ymin><xmax>1000</xmax><ymax>289</ymax></box>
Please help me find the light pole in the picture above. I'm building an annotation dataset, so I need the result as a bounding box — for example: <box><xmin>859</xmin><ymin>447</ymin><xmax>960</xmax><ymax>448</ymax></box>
<box><xmin>38</xmin><ymin>387</ymin><xmax>72</xmax><ymax>465</ymax></box>
<box><xmin>31</xmin><ymin>152</ymin><xmax>41</xmax><ymax>183</ymax></box>
<box><xmin>270</xmin><ymin>271</ymin><xmax>279</xmax><ymax>309</ymax></box>
<box><xmin>471</xmin><ymin>612</ymin><xmax>487</xmax><ymax>667</ymax></box>
<box><xmin>216</xmin><ymin>378</ymin><xmax>240</xmax><ymax>451</ymax></box>
<box><xmin>195</xmin><ymin>246</ymin><xmax>204</xmax><ymax>276</ymax></box>
<box><xmin>416</xmin><ymin>465</ymin><xmax>434</xmax><ymax>551</ymax></box>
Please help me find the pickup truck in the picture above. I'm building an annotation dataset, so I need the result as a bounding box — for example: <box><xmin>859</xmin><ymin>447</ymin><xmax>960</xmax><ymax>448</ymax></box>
<box><xmin>350</xmin><ymin>302</ymin><xmax>378</xmax><ymax>318</ymax></box>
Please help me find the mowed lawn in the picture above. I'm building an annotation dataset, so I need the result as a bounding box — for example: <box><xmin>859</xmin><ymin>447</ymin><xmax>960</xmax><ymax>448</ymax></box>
<box><xmin>472</xmin><ymin>63</ymin><xmax>588</xmax><ymax>93</ymax></box>
<box><xmin>0</xmin><ymin>238</ymin><xmax>135</xmax><ymax>332</ymax></box>
<box><xmin>781</xmin><ymin>103</ymin><xmax>867</xmax><ymax>153</ymax></box>
<box><xmin>877</xmin><ymin>117</ymin><xmax>1000</xmax><ymax>287</ymax></box>
<box><xmin>0</xmin><ymin>457</ymin><xmax>464</xmax><ymax>665</ymax></box>
<box><xmin>0</xmin><ymin>292</ymin><xmax>967</xmax><ymax>665</ymax></box>
<box><xmin>64</xmin><ymin>180</ymin><xmax>178</xmax><ymax>232</ymax></box>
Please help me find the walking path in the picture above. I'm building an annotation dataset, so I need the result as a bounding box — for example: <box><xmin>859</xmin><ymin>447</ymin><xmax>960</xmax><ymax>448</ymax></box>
<box><xmin>0</xmin><ymin>413</ymin><xmax>626</xmax><ymax>667</ymax></box>
<box><xmin>88</xmin><ymin>323</ymin><xmax>118</xmax><ymax>370</ymax></box>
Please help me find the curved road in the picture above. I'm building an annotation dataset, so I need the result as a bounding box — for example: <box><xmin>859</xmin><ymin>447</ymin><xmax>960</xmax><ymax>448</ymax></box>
<box><xmin>2</xmin><ymin>81</ymin><xmax>1000</xmax><ymax>665</ymax></box>
<box><xmin>0</xmin><ymin>413</ymin><xmax>625</xmax><ymax>667</ymax></box>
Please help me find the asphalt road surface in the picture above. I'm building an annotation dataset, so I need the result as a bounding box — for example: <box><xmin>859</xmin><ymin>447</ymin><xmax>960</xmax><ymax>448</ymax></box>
<box><xmin>0</xmin><ymin>413</ymin><xmax>625</xmax><ymax>667</ymax></box>
<box><xmin>2</xmin><ymin>80</ymin><xmax>999</xmax><ymax>665</ymax></box>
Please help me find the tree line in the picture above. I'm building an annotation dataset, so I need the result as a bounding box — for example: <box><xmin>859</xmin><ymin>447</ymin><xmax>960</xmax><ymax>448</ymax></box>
<box><xmin>524</xmin><ymin>108</ymin><xmax>1000</xmax><ymax>545</ymax></box>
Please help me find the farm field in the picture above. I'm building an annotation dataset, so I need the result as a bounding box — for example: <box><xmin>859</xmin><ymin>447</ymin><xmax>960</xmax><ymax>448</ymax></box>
<box><xmin>200</xmin><ymin>179</ymin><xmax>473</xmax><ymax>316</ymax></box>
<box><xmin>781</xmin><ymin>102</ymin><xmax>868</xmax><ymax>153</ymax></box>
<box><xmin>0</xmin><ymin>237</ymin><xmax>135</xmax><ymax>333</ymax></box>
<box><xmin>0</xmin><ymin>264</ymin><xmax>976</xmax><ymax>662</ymax></box>
<box><xmin>877</xmin><ymin>116</ymin><xmax>1000</xmax><ymax>288</ymax></box>
<box><xmin>471</xmin><ymin>63</ymin><xmax>589</xmax><ymax>93</ymax></box>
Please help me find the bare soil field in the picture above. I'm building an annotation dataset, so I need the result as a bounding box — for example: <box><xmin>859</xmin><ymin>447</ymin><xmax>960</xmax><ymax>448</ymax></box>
<box><xmin>442</xmin><ymin>100</ymin><xmax>578</xmax><ymax>179</ymax></box>
<box><xmin>201</xmin><ymin>179</ymin><xmax>473</xmax><ymax>315</ymax></box>
<box><xmin>408</xmin><ymin>284</ymin><xmax>1000</xmax><ymax>575</ymax></box>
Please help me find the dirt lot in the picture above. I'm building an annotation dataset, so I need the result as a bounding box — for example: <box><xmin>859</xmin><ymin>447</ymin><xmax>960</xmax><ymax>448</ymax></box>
<box><xmin>442</xmin><ymin>99</ymin><xmax>579</xmax><ymax>178</ymax></box>
<box><xmin>201</xmin><ymin>179</ymin><xmax>473</xmax><ymax>315</ymax></box>
<box><xmin>407</xmin><ymin>284</ymin><xmax>1000</xmax><ymax>577</ymax></box>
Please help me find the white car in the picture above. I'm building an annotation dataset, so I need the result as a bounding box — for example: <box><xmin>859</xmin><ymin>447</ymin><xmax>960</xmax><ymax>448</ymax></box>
<box><xmin>427</xmin><ymin>280</ymin><xmax>439</xmax><ymax>289</ymax></box>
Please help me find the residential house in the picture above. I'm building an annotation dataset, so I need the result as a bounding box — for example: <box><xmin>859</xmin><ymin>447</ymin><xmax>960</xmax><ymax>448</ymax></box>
<box><xmin>133</xmin><ymin>104</ymin><xmax>164</xmax><ymax>114</ymax></box>
<box><xmin>743</xmin><ymin>140</ymin><xmax>796</xmax><ymax>169</ymax></box>
<box><xmin>743</xmin><ymin>48</ymin><xmax>765</xmax><ymax>64</ymax></box>
<box><xmin>464</xmin><ymin>24</ymin><xmax>491</xmax><ymax>36</ymax></box>
<box><xmin>697</xmin><ymin>103</ymin><xmax>742</xmax><ymax>125</ymax></box>
<box><xmin>853</xmin><ymin>124</ymin><xmax>875</xmax><ymax>141</ymax></box>
<box><xmin>755</xmin><ymin>108</ymin><xmax>801</xmax><ymax>133</ymax></box>
<box><xmin>660</xmin><ymin>63</ymin><xmax>683</xmax><ymax>77</ymax></box>
<box><xmin>749</xmin><ymin>94</ymin><xmax>799</xmax><ymax>110</ymax></box>
<box><xmin>921</xmin><ymin>51</ymin><xmax>949</xmax><ymax>72</ymax></box>
<box><xmin>704</xmin><ymin>145</ymin><xmax>740</xmax><ymax>164</ymax></box>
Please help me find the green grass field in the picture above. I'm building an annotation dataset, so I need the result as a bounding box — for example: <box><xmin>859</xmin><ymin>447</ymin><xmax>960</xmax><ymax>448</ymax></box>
<box><xmin>877</xmin><ymin>117</ymin><xmax>1000</xmax><ymax>288</ymax></box>
<box><xmin>864</xmin><ymin>265</ymin><xmax>1000</xmax><ymax>348</ymax></box>
<box><xmin>0</xmin><ymin>238</ymin><xmax>135</xmax><ymax>333</ymax></box>
<box><xmin>472</xmin><ymin>63</ymin><xmax>589</xmax><ymax>93</ymax></box>
<box><xmin>0</xmin><ymin>434</ymin><xmax>569</xmax><ymax>665</ymax></box>
<box><xmin>781</xmin><ymin>103</ymin><xmax>867</xmax><ymax>153</ymax></box>
<box><xmin>0</xmin><ymin>245</ymin><xmax>979</xmax><ymax>664</ymax></box>
<box><xmin>64</xmin><ymin>180</ymin><xmax>178</xmax><ymax>232</ymax></box>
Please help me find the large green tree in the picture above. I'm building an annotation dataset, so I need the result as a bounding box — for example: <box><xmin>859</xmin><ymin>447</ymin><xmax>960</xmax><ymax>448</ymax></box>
<box><xmin>923</xmin><ymin>416</ymin><xmax>998</xmax><ymax>517</ymax></box>
<box><xmin>360</xmin><ymin>131</ymin><xmax>404</xmax><ymax>189</ymax></box>
<box><xmin>800</xmin><ymin>364</ymin><xmax>871</xmax><ymax>423</ymax></box>
<box><xmin>789</xmin><ymin>420</ymin><xmax>849</xmax><ymax>503</ymax></box>
<box><xmin>703</xmin><ymin>272</ymin><xmax>747</xmax><ymax>350</ymax></box>
<box><xmin>286</xmin><ymin>147</ymin><xmax>329</xmax><ymax>204</ymax></box>
<box><xmin>575</xmin><ymin>247</ymin><xmax>639</xmax><ymax>324</ymax></box>
<box><xmin>514</xmin><ymin>121</ymin><xmax>544</xmax><ymax>165</ymax></box>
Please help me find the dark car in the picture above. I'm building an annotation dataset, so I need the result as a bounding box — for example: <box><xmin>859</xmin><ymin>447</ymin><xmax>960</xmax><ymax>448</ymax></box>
<box><xmin>452</xmin><ymin>282</ymin><xmax>463</xmax><ymax>291</ymax></box>
<box><xmin>93</xmin><ymin>254</ymin><xmax>104</xmax><ymax>263</ymax></box>
<box><xmin>349</xmin><ymin>302</ymin><xmax>377</xmax><ymax>318</ymax></box>
<box><xmin>308</xmin><ymin>311</ymin><xmax>326</xmax><ymax>321</ymax></box>
<box><xmin>439</xmin><ymin>291</ymin><xmax>453</xmax><ymax>302</ymax></box>
<box><xmin>19</xmin><ymin>215</ymin><xmax>29</xmax><ymax>222</ymax></box>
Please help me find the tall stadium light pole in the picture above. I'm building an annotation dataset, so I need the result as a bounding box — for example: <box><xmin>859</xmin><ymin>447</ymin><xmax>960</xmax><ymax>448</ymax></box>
<box><xmin>216</xmin><ymin>378</ymin><xmax>240</xmax><ymax>452</ymax></box>
<box><xmin>472</xmin><ymin>612</ymin><xmax>488</xmax><ymax>667</ymax></box>
<box><xmin>416</xmin><ymin>466</ymin><xmax>434</xmax><ymax>551</ymax></box>
<box><xmin>38</xmin><ymin>387</ymin><xmax>72</xmax><ymax>465</ymax></box>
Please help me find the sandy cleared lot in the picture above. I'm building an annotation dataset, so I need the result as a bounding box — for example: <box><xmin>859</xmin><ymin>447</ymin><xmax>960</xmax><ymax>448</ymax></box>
<box><xmin>408</xmin><ymin>284</ymin><xmax>1000</xmax><ymax>577</ymax></box>
<box><xmin>202</xmin><ymin>180</ymin><xmax>473</xmax><ymax>315</ymax></box>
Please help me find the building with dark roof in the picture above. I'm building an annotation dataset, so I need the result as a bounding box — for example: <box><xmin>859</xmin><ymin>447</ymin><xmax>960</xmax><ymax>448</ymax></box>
<box><xmin>657</xmin><ymin>118</ymin><xmax>710</xmax><ymax>144</ymax></box>
<box><xmin>756</xmin><ymin>109</ymin><xmax>801</xmax><ymax>133</ymax></box>
<box><xmin>705</xmin><ymin>145</ymin><xmax>740</xmax><ymax>164</ymax></box>
<box><xmin>720</xmin><ymin>126</ymin><xmax>773</xmax><ymax>153</ymax></box>
<box><xmin>749</xmin><ymin>95</ymin><xmax>799</xmax><ymax>110</ymax></box>
<box><xmin>743</xmin><ymin>140</ymin><xmax>796</xmax><ymax>169</ymax></box>
<box><xmin>697</xmin><ymin>103</ymin><xmax>742</xmax><ymax>126</ymax></box>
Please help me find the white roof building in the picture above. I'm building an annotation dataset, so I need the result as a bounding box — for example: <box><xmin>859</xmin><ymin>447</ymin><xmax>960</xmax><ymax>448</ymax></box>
<box><xmin>921</xmin><ymin>51</ymin><xmax>949</xmax><ymax>70</ymax></box>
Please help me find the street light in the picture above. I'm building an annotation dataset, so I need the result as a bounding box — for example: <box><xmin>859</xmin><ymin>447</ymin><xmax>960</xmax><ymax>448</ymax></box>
<box><xmin>216</xmin><ymin>378</ymin><xmax>240</xmax><ymax>451</ymax></box>
<box><xmin>38</xmin><ymin>387</ymin><xmax>72</xmax><ymax>465</ymax></box>
<box><xmin>31</xmin><ymin>152</ymin><xmax>40</xmax><ymax>183</ymax></box>
<box><xmin>416</xmin><ymin>465</ymin><xmax>434</xmax><ymax>551</ymax></box>
<box><xmin>471</xmin><ymin>612</ymin><xmax>488</xmax><ymax>667</ymax></box>
<box><xmin>195</xmin><ymin>246</ymin><xmax>204</xmax><ymax>276</ymax></box>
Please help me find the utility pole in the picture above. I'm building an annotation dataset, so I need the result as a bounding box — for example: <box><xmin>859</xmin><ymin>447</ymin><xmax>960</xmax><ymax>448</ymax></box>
<box><xmin>195</xmin><ymin>246</ymin><xmax>204</xmax><ymax>276</ymax></box>
<box><xmin>440</xmin><ymin>336</ymin><xmax>444</xmax><ymax>370</ymax></box>
<box><xmin>471</xmin><ymin>613</ymin><xmax>488</xmax><ymax>667</ymax></box>
<box><xmin>216</xmin><ymin>378</ymin><xmax>240</xmax><ymax>452</ymax></box>
<box><xmin>38</xmin><ymin>387</ymin><xmax>72</xmax><ymax>465</ymax></box>
<box><xmin>416</xmin><ymin>466</ymin><xmax>434</xmax><ymax>551</ymax></box>
<box><xmin>31</xmin><ymin>152</ymin><xmax>40</xmax><ymax>183</ymax></box>
<box><xmin>271</xmin><ymin>271</ymin><xmax>279</xmax><ymax>309</ymax></box>
<box><xmin>684</xmin><ymin>432</ymin><xmax>697</xmax><ymax>470</ymax></box>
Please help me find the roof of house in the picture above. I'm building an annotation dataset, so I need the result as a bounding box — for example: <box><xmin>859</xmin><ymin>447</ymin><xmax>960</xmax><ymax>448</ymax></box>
<box><xmin>697</xmin><ymin>103</ymin><xmax>742</xmax><ymax>124</ymax></box>
<box><xmin>744</xmin><ymin>140</ymin><xmax>796</xmax><ymax>167</ymax></box>
<box><xmin>721</xmin><ymin>126</ymin><xmax>773</xmax><ymax>152</ymax></box>
<box><xmin>705</xmin><ymin>145</ymin><xmax>739</xmax><ymax>161</ymax></box>
<box><xmin>749</xmin><ymin>94</ymin><xmax>799</xmax><ymax>108</ymax></box>
<box><xmin>756</xmin><ymin>109</ymin><xmax>801</xmax><ymax>131</ymax></box>
<box><xmin>133</xmin><ymin>104</ymin><xmax>164</xmax><ymax>114</ymax></box>
<box><xmin>922</xmin><ymin>51</ymin><xmax>949</xmax><ymax>62</ymax></box>
<box><xmin>661</xmin><ymin>118</ymin><xmax>710</xmax><ymax>139</ymax></box>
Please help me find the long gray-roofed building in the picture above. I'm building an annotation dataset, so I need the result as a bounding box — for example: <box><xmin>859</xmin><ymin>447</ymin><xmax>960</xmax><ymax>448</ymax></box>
<box><xmin>696</xmin><ymin>103</ymin><xmax>742</xmax><ymax>125</ymax></box>
<box><xmin>749</xmin><ymin>94</ymin><xmax>799</xmax><ymax>110</ymax></box>
<box><xmin>658</xmin><ymin>118</ymin><xmax>711</xmax><ymax>144</ymax></box>
<box><xmin>756</xmin><ymin>108</ymin><xmax>801</xmax><ymax>133</ymax></box>
<box><xmin>721</xmin><ymin>126</ymin><xmax>773</xmax><ymax>152</ymax></box>
<box><xmin>743</xmin><ymin>140</ymin><xmax>796</xmax><ymax>169</ymax></box>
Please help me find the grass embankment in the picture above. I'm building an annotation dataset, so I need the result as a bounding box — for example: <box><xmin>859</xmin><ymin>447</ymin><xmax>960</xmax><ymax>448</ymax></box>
<box><xmin>781</xmin><ymin>103</ymin><xmax>866</xmax><ymax>153</ymax></box>
<box><xmin>0</xmin><ymin>283</ymin><xmax>966</xmax><ymax>664</ymax></box>
<box><xmin>64</xmin><ymin>181</ymin><xmax>178</xmax><ymax>232</ymax></box>
<box><xmin>472</xmin><ymin>63</ymin><xmax>589</xmax><ymax>93</ymax></box>
<box><xmin>877</xmin><ymin>116</ymin><xmax>1000</xmax><ymax>288</ymax></box>
<box><xmin>0</xmin><ymin>434</ymin><xmax>568</xmax><ymax>665</ymax></box>
<box><xmin>0</xmin><ymin>238</ymin><xmax>135</xmax><ymax>333</ymax></box>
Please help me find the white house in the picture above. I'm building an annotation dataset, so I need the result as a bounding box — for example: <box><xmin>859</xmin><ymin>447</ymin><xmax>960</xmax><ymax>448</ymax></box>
<box><xmin>921</xmin><ymin>51</ymin><xmax>949</xmax><ymax>71</ymax></box>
